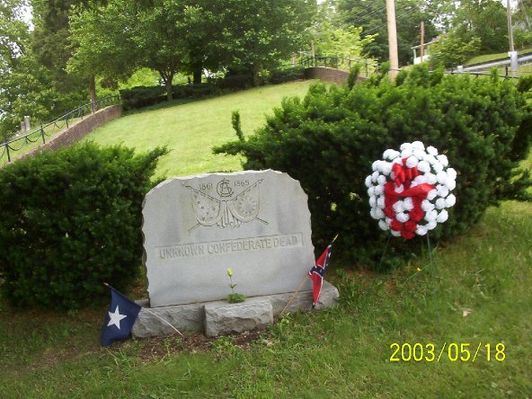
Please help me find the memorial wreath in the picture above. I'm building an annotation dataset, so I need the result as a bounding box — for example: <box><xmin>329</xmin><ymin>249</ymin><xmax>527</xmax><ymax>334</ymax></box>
<box><xmin>365</xmin><ymin>141</ymin><xmax>457</xmax><ymax>239</ymax></box>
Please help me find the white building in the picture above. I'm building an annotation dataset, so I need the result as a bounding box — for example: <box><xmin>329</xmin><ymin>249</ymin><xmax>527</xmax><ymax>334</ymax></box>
<box><xmin>411</xmin><ymin>38</ymin><xmax>439</xmax><ymax>64</ymax></box>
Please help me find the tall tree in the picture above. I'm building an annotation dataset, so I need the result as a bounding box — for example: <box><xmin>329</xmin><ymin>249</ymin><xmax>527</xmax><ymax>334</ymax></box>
<box><xmin>514</xmin><ymin>0</ymin><xmax>532</xmax><ymax>29</ymax></box>
<box><xmin>309</xmin><ymin>0</ymin><xmax>375</xmax><ymax>67</ymax></box>
<box><xmin>135</xmin><ymin>1</ymin><xmax>187</xmax><ymax>99</ymax></box>
<box><xmin>429</xmin><ymin>31</ymin><xmax>481</xmax><ymax>68</ymax></box>
<box><xmin>70</xmin><ymin>0</ymin><xmax>316</xmax><ymax>96</ymax></box>
<box><xmin>68</xmin><ymin>1</ymin><xmax>138</xmax><ymax>105</ymax></box>
<box><xmin>31</xmin><ymin>0</ymin><xmax>81</xmax><ymax>95</ymax></box>
<box><xmin>452</xmin><ymin>0</ymin><xmax>508</xmax><ymax>53</ymax></box>
<box><xmin>31</xmin><ymin>0</ymin><xmax>108</xmax><ymax>106</ymax></box>
<box><xmin>0</xmin><ymin>0</ymin><xmax>57</xmax><ymax>139</ymax></box>
<box><xmin>0</xmin><ymin>0</ymin><xmax>28</xmax><ymax>62</ymax></box>
<box><xmin>69</xmin><ymin>0</ymin><xmax>191</xmax><ymax>101</ymax></box>
<box><xmin>337</xmin><ymin>0</ymin><xmax>442</xmax><ymax>64</ymax></box>
<box><xmin>179</xmin><ymin>0</ymin><xmax>227</xmax><ymax>84</ymax></box>
<box><xmin>513</xmin><ymin>0</ymin><xmax>532</xmax><ymax>48</ymax></box>
<box><xmin>219</xmin><ymin>0</ymin><xmax>316</xmax><ymax>84</ymax></box>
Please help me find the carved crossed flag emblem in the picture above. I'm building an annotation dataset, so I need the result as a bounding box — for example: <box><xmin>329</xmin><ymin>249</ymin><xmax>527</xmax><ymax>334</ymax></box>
<box><xmin>184</xmin><ymin>179</ymin><xmax>268</xmax><ymax>230</ymax></box>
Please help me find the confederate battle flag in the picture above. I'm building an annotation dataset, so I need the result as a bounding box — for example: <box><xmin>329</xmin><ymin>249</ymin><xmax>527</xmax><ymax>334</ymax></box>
<box><xmin>308</xmin><ymin>242</ymin><xmax>333</xmax><ymax>307</ymax></box>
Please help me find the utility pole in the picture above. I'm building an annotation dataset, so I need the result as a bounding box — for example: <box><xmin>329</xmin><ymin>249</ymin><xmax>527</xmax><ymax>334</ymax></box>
<box><xmin>507</xmin><ymin>0</ymin><xmax>515</xmax><ymax>52</ymax></box>
<box><xmin>420</xmin><ymin>21</ymin><xmax>425</xmax><ymax>63</ymax></box>
<box><xmin>507</xmin><ymin>0</ymin><xmax>518</xmax><ymax>76</ymax></box>
<box><xmin>386</xmin><ymin>0</ymin><xmax>399</xmax><ymax>78</ymax></box>
<box><xmin>311</xmin><ymin>40</ymin><xmax>316</xmax><ymax>67</ymax></box>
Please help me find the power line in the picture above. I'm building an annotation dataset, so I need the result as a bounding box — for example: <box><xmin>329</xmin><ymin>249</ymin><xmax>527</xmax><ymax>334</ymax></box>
<box><xmin>337</xmin><ymin>0</ymin><xmax>419</xmax><ymax>37</ymax></box>
<box><xmin>361</xmin><ymin>4</ymin><xmax>420</xmax><ymax>36</ymax></box>
<box><xmin>346</xmin><ymin>0</ymin><xmax>419</xmax><ymax>36</ymax></box>
<box><xmin>345</xmin><ymin>3</ymin><xmax>388</xmax><ymax>26</ymax></box>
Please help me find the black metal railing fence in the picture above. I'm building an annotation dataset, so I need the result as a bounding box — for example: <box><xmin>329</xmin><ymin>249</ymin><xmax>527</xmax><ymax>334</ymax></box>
<box><xmin>0</xmin><ymin>96</ymin><xmax>119</xmax><ymax>165</ymax></box>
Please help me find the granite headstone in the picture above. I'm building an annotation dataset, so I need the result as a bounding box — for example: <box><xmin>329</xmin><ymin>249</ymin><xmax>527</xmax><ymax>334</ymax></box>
<box><xmin>142</xmin><ymin>170</ymin><xmax>314</xmax><ymax>307</ymax></box>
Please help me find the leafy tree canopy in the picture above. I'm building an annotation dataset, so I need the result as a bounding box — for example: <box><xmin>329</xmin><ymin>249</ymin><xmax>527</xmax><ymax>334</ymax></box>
<box><xmin>336</xmin><ymin>0</ymin><xmax>444</xmax><ymax>64</ymax></box>
<box><xmin>69</xmin><ymin>0</ymin><xmax>316</xmax><ymax>95</ymax></box>
<box><xmin>0</xmin><ymin>0</ymin><xmax>58</xmax><ymax>139</ymax></box>
<box><xmin>451</xmin><ymin>0</ymin><xmax>508</xmax><ymax>54</ymax></box>
<box><xmin>429</xmin><ymin>31</ymin><xmax>481</xmax><ymax>68</ymax></box>
<box><xmin>308</xmin><ymin>1</ymin><xmax>376</xmax><ymax>70</ymax></box>
<box><xmin>218</xmin><ymin>0</ymin><xmax>316</xmax><ymax>82</ymax></box>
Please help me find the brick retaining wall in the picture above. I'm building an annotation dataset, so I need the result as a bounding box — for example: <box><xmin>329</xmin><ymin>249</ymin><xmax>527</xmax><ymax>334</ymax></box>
<box><xmin>304</xmin><ymin>67</ymin><xmax>367</xmax><ymax>85</ymax></box>
<box><xmin>23</xmin><ymin>105</ymin><xmax>122</xmax><ymax>158</ymax></box>
<box><xmin>304</xmin><ymin>67</ymin><xmax>349</xmax><ymax>84</ymax></box>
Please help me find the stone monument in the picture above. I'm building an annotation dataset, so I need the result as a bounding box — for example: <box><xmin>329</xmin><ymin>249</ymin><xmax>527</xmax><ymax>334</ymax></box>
<box><xmin>134</xmin><ymin>170</ymin><xmax>339</xmax><ymax>337</ymax></box>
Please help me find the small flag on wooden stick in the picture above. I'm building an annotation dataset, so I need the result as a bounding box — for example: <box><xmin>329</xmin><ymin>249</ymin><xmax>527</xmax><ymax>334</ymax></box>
<box><xmin>101</xmin><ymin>283</ymin><xmax>141</xmax><ymax>347</ymax></box>
<box><xmin>308</xmin><ymin>234</ymin><xmax>337</xmax><ymax>307</ymax></box>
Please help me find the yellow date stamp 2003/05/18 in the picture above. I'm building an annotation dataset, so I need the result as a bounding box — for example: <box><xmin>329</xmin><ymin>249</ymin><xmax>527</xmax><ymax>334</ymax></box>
<box><xmin>389</xmin><ymin>342</ymin><xmax>506</xmax><ymax>363</ymax></box>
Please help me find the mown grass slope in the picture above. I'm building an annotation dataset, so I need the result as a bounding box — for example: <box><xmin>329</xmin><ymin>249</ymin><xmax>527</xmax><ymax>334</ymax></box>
<box><xmin>85</xmin><ymin>80</ymin><xmax>315</xmax><ymax>178</ymax></box>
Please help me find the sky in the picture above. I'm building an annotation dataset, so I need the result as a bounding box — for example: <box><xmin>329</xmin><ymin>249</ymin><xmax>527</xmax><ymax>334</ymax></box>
<box><xmin>20</xmin><ymin>4</ymin><xmax>33</xmax><ymax>29</ymax></box>
<box><xmin>16</xmin><ymin>0</ymin><xmax>521</xmax><ymax>31</ymax></box>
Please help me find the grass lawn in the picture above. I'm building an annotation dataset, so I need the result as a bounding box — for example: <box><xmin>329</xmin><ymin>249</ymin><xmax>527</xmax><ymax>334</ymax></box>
<box><xmin>1</xmin><ymin>80</ymin><xmax>530</xmax><ymax>398</ymax></box>
<box><xmin>0</xmin><ymin>200</ymin><xmax>530</xmax><ymax>398</ymax></box>
<box><xmin>84</xmin><ymin>80</ymin><xmax>316</xmax><ymax>178</ymax></box>
<box><xmin>465</xmin><ymin>47</ymin><xmax>532</xmax><ymax>65</ymax></box>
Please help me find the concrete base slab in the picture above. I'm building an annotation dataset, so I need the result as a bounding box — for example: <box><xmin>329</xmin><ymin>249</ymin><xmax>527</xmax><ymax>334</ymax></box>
<box><xmin>132</xmin><ymin>280</ymin><xmax>339</xmax><ymax>338</ymax></box>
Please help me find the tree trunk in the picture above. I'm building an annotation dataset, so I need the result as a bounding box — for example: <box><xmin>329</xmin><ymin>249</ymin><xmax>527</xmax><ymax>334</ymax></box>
<box><xmin>165</xmin><ymin>77</ymin><xmax>173</xmax><ymax>101</ymax></box>
<box><xmin>252</xmin><ymin>64</ymin><xmax>261</xmax><ymax>87</ymax></box>
<box><xmin>193</xmin><ymin>66</ymin><xmax>202</xmax><ymax>84</ymax></box>
<box><xmin>160</xmin><ymin>71</ymin><xmax>174</xmax><ymax>101</ymax></box>
<box><xmin>89</xmin><ymin>76</ymin><xmax>97</xmax><ymax>112</ymax></box>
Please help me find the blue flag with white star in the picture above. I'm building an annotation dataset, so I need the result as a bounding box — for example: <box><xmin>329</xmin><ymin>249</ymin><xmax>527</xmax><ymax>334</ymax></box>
<box><xmin>101</xmin><ymin>286</ymin><xmax>141</xmax><ymax>347</ymax></box>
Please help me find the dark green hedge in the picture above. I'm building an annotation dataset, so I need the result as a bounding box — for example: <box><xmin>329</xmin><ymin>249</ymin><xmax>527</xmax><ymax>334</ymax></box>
<box><xmin>215</xmin><ymin>65</ymin><xmax>531</xmax><ymax>269</ymax></box>
<box><xmin>120</xmin><ymin>83</ymin><xmax>218</xmax><ymax>110</ymax></box>
<box><xmin>0</xmin><ymin>143</ymin><xmax>167</xmax><ymax>309</ymax></box>
<box><xmin>269</xmin><ymin>66</ymin><xmax>306</xmax><ymax>84</ymax></box>
<box><xmin>120</xmin><ymin>67</ymin><xmax>306</xmax><ymax>111</ymax></box>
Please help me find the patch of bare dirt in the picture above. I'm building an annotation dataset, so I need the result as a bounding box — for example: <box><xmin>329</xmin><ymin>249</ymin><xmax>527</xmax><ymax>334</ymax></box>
<box><xmin>136</xmin><ymin>329</ymin><xmax>265</xmax><ymax>362</ymax></box>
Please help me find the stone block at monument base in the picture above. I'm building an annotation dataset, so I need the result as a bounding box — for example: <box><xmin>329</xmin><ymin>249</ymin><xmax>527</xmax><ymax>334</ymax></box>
<box><xmin>205</xmin><ymin>299</ymin><xmax>273</xmax><ymax>337</ymax></box>
<box><xmin>132</xmin><ymin>281</ymin><xmax>339</xmax><ymax>338</ymax></box>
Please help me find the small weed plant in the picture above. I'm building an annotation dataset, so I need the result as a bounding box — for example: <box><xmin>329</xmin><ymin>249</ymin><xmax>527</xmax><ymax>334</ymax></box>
<box><xmin>226</xmin><ymin>268</ymin><xmax>246</xmax><ymax>303</ymax></box>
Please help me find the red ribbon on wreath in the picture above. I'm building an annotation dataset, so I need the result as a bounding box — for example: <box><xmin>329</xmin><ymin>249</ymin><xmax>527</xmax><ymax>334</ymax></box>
<box><xmin>383</xmin><ymin>159</ymin><xmax>435</xmax><ymax>239</ymax></box>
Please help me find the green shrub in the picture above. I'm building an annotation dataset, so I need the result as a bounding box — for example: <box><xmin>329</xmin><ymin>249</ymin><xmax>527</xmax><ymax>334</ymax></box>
<box><xmin>215</xmin><ymin>65</ymin><xmax>530</xmax><ymax>269</ymax></box>
<box><xmin>178</xmin><ymin>83</ymin><xmax>217</xmax><ymax>98</ymax></box>
<box><xmin>217</xmin><ymin>74</ymin><xmax>253</xmax><ymax>90</ymax></box>
<box><xmin>0</xmin><ymin>143</ymin><xmax>167</xmax><ymax>309</ymax></box>
<box><xmin>516</xmin><ymin>75</ymin><xmax>532</xmax><ymax>96</ymax></box>
<box><xmin>120</xmin><ymin>83</ymin><xmax>220</xmax><ymax>110</ymax></box>
<box><xmin>119</xmin><ymin>85</ymin><xmax>166</xmax><ymax>110</ymax></box>
<box><xmin>269</xmin><ymin>67</ymin><xmax>305</xmax><ymax>84</ymax></box>
<box><xmin>120</xmin><ymin>68</ymin><xmax>305</xmax><ymax>110</ymax></box>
